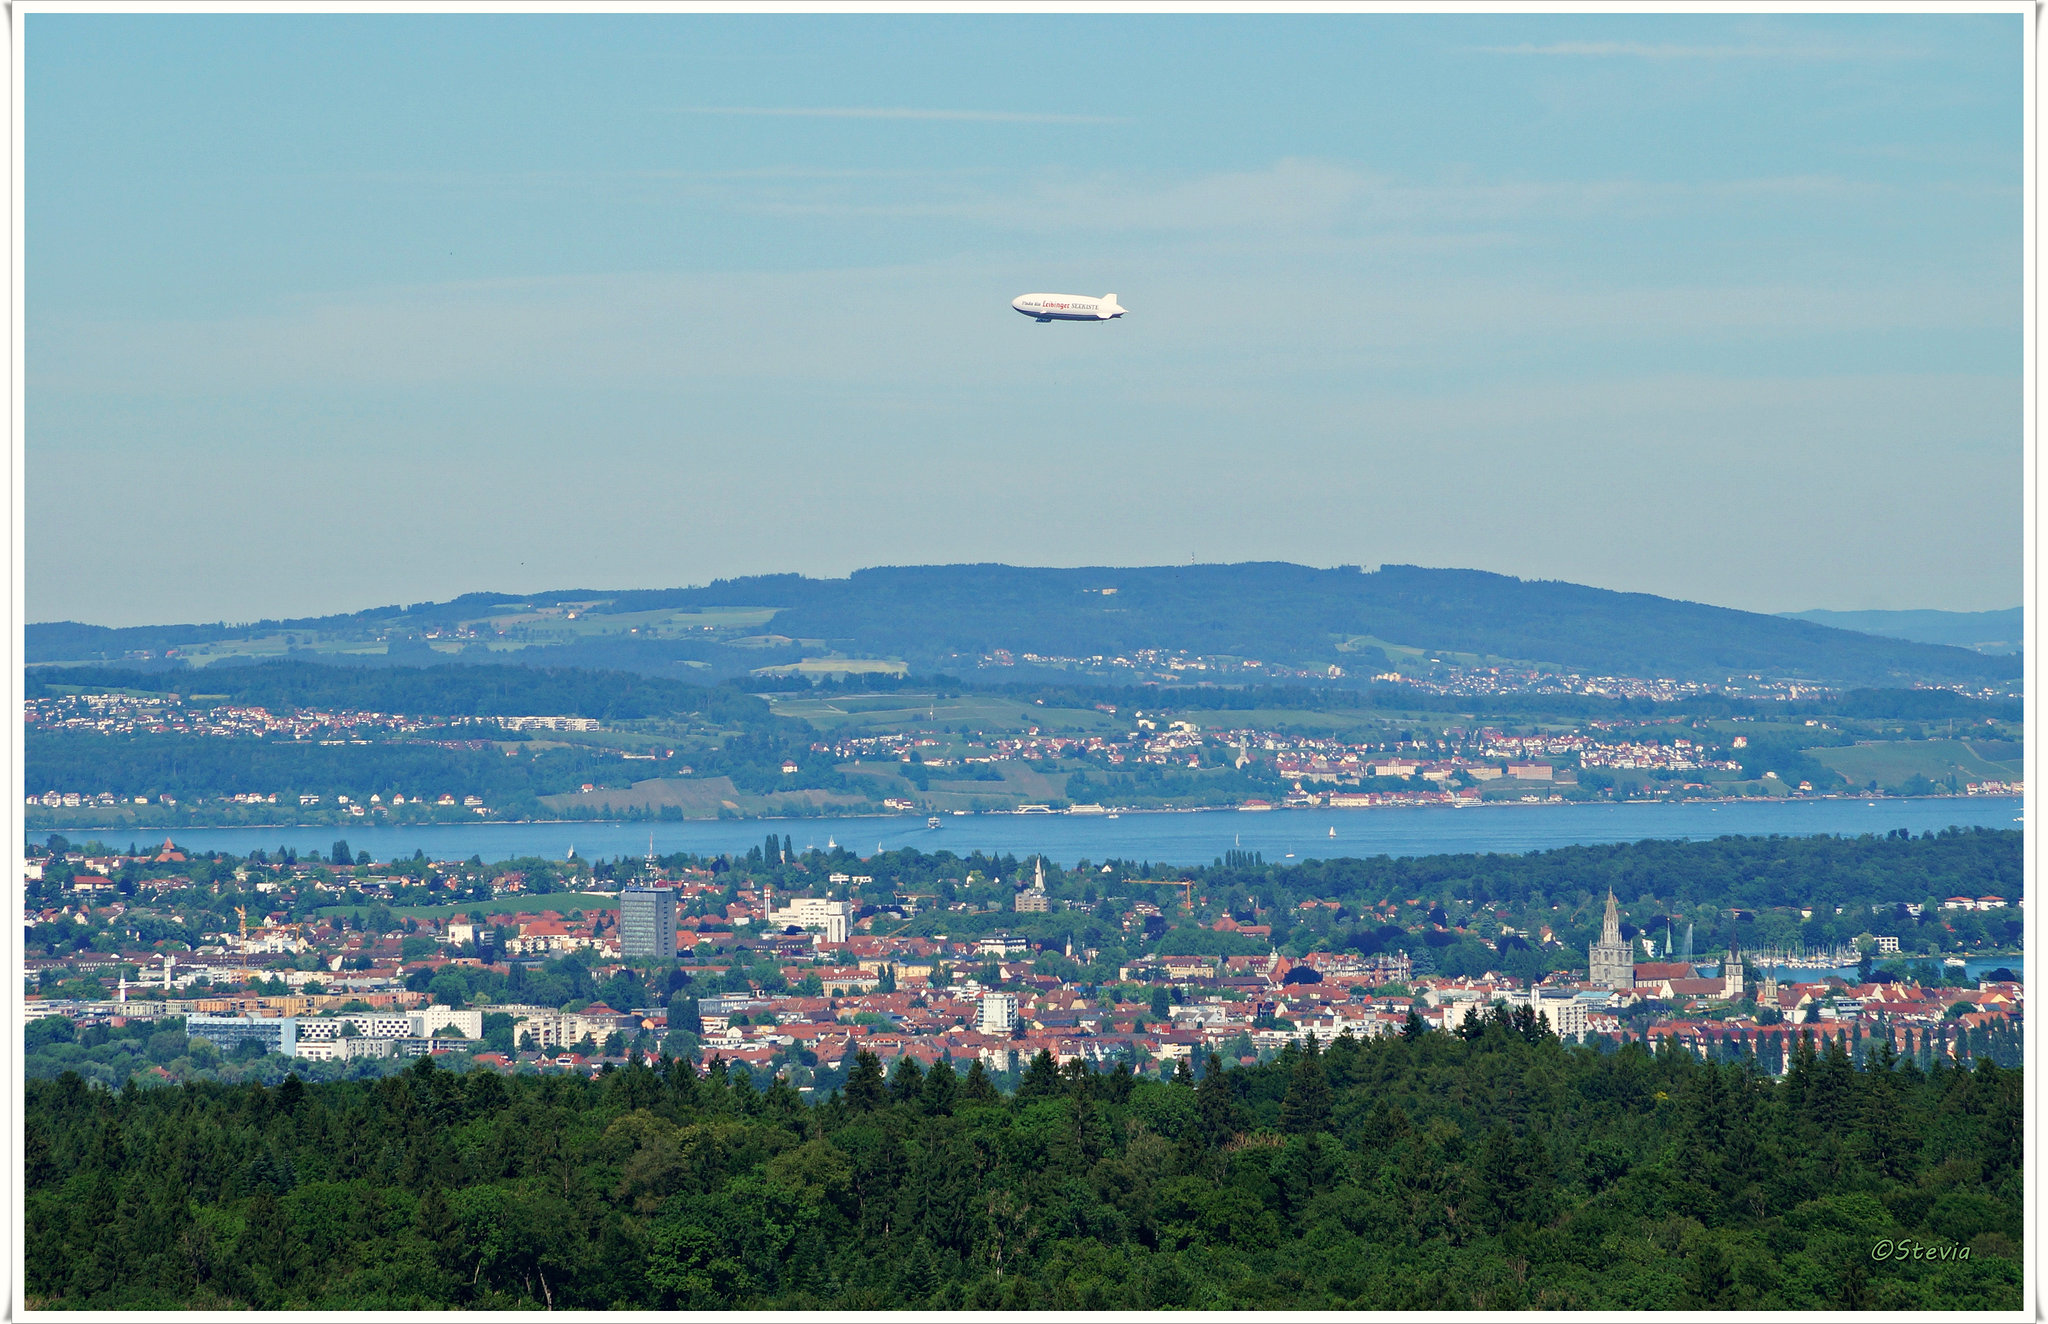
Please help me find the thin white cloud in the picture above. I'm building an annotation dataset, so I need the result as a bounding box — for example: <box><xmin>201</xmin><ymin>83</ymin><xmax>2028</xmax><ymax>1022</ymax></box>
<box><xmin>731</xmin><ymin>157</ymin><xmax>1878</xmax><ymax>237</ymax></box>
<box><xmin>1477</xmin><ymin>40</ymin><xmax>1919</xmax><ymax>60</ymax></box>
<box><xmin>673</xmin><ymin>105</ymin><xmax>1127</xmax><ymax>124</ymax></box>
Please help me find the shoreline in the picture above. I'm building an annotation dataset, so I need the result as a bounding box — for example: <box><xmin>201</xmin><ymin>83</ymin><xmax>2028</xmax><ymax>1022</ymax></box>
<box><xmin>29</xmin><ymin>791</ymin><xmax>2024</xmax><ymax>836</ymax></box>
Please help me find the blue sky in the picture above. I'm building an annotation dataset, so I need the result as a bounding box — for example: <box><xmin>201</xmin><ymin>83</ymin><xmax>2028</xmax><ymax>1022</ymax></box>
<box><xmin>28</xmin><ymin>12</ymin><xmax>2022</xmax><ymax>625</ymax></box>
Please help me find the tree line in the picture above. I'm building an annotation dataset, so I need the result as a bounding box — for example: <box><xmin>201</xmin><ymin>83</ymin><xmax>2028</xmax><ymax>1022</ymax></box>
<box><xmin>24</xmin><ymin>1011</ymin><xmax>2020</xmax><ymax>1311</ymax></box>
<box><xmin>27</xmin><ymin>661</ymin><xmax>771</xmax><ymax>723</ymax></box>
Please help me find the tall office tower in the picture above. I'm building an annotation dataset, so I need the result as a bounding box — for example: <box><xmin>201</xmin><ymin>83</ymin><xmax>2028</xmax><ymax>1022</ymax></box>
<box><xmin>620</xmin><ymin>887</ymin><xmax>677</xmax><ymax>961</ymax></box>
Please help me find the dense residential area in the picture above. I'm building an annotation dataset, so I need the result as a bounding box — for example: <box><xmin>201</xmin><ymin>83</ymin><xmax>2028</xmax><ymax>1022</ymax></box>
<box><xmin>27</xmin><ymin>830</ymin><xmax>2022</xmax><ymax>1094</ymax></box>
<box><xmin>23</xmin><ymin>826</ymin><xmax>2025</xmax><ymax>1310</ymax></box>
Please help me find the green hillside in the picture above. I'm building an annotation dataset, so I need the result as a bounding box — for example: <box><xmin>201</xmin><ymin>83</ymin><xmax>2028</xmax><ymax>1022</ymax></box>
<box><xmin>29</xmin><ymin>564</ymin><xmax>2019</xmax><ymax>689</ymax></box>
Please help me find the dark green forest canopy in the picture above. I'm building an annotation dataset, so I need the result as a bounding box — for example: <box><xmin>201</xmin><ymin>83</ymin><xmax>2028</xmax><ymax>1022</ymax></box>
<box><xmin>25</xmin><ymin>1028</ymin><xmax>2020</xmax><ymax>1310</ymax></box>
<box><xmin>1266</xmin><ymin>828</ymin><xmax>2023</xmax><ymax>914</ymax></box>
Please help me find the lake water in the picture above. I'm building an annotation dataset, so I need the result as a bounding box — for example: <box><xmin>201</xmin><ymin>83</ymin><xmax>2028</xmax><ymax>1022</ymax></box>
<box><xmin>1745</xmin><ymin>958</ymin><xmax>2024</xmax><ymax>983</ymax></box>
<box><xmin>69</xmin><ymin>795</ymin><xmax>2024</xmax><ymax>868</ymax></box>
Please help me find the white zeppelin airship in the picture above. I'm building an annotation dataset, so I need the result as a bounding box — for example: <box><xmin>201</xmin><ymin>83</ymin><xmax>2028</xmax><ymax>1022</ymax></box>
<box><xmin>1012</xmin><ymin>292</ymin><xmax>1126</xmax><ymax>322</ymax></box>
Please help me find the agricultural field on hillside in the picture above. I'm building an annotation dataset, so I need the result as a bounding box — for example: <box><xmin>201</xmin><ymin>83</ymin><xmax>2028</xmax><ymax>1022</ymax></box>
<box><xmin>768</xmin><ymin>692</ymin><xmax>1123</xmax><ymax>736</ymax></box>
<box><xmin>753</xmin><ymin>658</ymin><xmax>910</xmax><ymax>678</ymax></box>
<box><xmin>539</xmin><ymin>777</ymin><xmax>872</xmax><ymax>820</ymax></box>
<box><xmin>1813</xmin><ymin>740</ymin><xmax>2024</xmax><ymax>788</ymax></box>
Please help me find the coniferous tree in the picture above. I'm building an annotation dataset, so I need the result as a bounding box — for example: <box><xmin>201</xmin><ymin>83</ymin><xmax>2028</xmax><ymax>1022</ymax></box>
<box><xmin>415</xmin><ymin>1184</ymin><xmax>463</xmax><ymax>1275</ymax></box>
<box><xmin>845</xmin><ymin>1050</ymin><xmax>887</xmax><ymax>1113</ymax></box>
<box><xmin>921</xmin><ymin>1058</ymin><xmax>957</xmax><ymax>1116</ymax></box>
<box><xmin>1014</xmin><ymin>1049</ymin><xmax>1060</xmax><ymax>1101</ymax></box>
<box><xmin>960</xmin><ymin>1058</ymin><xmax>1000</xmax><ymax>1106</ymax></box>
<box><xmin>1279</xmin><ymin>1037</ymin><xmax>1334</xmax><ymax>1136</ymax></box>
<box><xmin>1859</xmin><ymin>1069</ymin><xmax>1917</xmax><ymax>1182</ymax></box>
<box><xmin>889</xmin><ymin>1055</ymin><xmax>926</xmax><ymax>1105</ymax></box>
<box><xmin>1196</xmin><ymin>1052</ymin><xmax>1238</xmax><ymax>1143</ymax></box>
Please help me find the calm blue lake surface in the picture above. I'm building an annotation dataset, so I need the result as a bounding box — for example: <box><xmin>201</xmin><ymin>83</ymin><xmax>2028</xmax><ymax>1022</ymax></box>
<box><xmin>67</xmin><ymin>795</ymin><xmax>2023</xmax><ymax>868</ymax></box>
<box><xmin>1745</xmin><ymin>958</ymin><xmax>2024</xmax><ymax>983</ymax></box>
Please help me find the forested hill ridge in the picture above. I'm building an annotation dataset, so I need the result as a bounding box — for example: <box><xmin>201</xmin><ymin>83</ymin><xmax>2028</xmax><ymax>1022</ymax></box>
<box><xmin>717</xmin><ymin>565</ymin><xmax>2018</xmax><ymax>686</ymax></box>
<box><xmin>24</xmin><ymin>1035</ymin><xmax>2020</xmax><ymax>1310</ymax></box>
<box><xmin>30</xmin><ymin>563</ymin><xmax>2017</xmax><ymax>689</ymax></box>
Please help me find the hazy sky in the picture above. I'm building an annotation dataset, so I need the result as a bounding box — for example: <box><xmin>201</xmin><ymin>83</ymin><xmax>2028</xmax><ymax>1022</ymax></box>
<box><xmin>28</xmin><ymin>12</ymin><xmax>2022</xmax><ymax>626</ymax></box>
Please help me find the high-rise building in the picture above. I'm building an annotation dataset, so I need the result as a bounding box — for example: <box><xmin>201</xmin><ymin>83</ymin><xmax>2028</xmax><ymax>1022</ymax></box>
<box><xmin>619</xmin><ymin>887</ymin><xmax>677</xmax><ymax>961</ymax></box>
<box><xmin>978</xmin><ymin>992</ymin><xmax>1019</xmax><ymax>1037</ymax></box>
<box><xmin>1588</xmin><ymin>888</ymin><xmax>1635</xmax><ymax>991</ymax></box>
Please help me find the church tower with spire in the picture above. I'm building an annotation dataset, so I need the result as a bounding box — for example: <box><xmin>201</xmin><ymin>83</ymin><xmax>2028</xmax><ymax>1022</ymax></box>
<box><xmin>1589</xmin><ymin>888</ymin><xmax>1635</xmax><ymax>991</ymax></box>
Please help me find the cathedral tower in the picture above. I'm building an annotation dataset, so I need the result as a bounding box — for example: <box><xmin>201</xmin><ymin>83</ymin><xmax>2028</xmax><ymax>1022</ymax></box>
<box><xmin>1589</xmin><ymin>888</ymin><xmax>1635</xmax><ymax>991</ymax></box>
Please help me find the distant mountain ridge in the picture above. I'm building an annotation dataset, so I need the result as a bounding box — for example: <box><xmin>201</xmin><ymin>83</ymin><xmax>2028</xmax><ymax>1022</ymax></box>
<box><xmin>30</xmin><ymin>563</ymin><xmax>2019</xmax><ymax>688</ymax></box>
<box><xmin>1780</xmin><ymin>607</ymin><xmax>2023</xmax><ymax>655</ymax></box>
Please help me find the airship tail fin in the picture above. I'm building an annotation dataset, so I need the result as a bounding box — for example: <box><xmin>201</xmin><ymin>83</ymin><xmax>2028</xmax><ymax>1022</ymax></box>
<box><xmin>1104</xmin><ymin>293</ymin><xmax>1117</xmax><ymax>304</ymax></box>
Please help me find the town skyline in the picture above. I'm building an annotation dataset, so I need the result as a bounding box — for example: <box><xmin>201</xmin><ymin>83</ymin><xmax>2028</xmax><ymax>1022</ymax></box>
<box><xmin>24</xmin><ymin>827</ymin><xmax>2024</xmax><ymax>1307</ymax></box>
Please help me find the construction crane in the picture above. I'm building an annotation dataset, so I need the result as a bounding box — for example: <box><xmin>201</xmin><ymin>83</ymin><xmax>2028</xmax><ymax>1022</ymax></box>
<box><xmin>231</xmin><ymin>906</ymin><xmax>256</xmax><ymax>989</ymax></box>
<box><xmin>1130</xmin><ymin>879</ymin><xmax>1196</xmax><ymax>913</ymax></box>
<box><xmin>872</xmin><ymin>893</ymin><xmax>940</xmax><ymax>941</ymax></box>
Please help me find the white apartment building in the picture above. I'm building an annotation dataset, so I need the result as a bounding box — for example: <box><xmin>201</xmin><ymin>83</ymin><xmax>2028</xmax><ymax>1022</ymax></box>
<box><xmin>767</xmin><ymin>896</ymin><xmax>854</xmax><ymax>945</ymax></box>
<box><xmin>496</xmin><ymin>716</ymin><xmax>601</xmax><ymax>732</ymax></box>
<box><xmin>508</xmin><ymin>1006</ymin><xmax>633</xmax><ymax>1051</ymax></box>
<box><xmin>978</xmin><ymin>992</ymin><xmax>1019</xmax><ymax>1037</ymax></box>
<box><xmin>1497</xmin><ymin>988</ymin><xmax>1590</xmax><ymax>1040</ymax></box>
<box><xmin>294</xmin><ymin>1036</ymin><xmax>394</xmax><ymax>1062</ymax></box>
<box><xmin>295</xmin><ymin>1006</ymin><xmax>484</xmax><ymax>1042</ymax></box>
<box><xmin>411</xmin><ymin>1005</ymin><xmax>484</xmax><ymax>1038</ymax></box>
